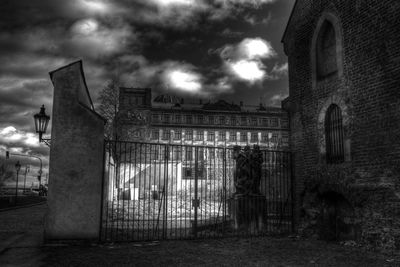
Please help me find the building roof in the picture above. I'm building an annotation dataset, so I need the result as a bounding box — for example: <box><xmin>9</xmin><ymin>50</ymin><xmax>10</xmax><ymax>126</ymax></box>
<box><xmin>202</xmin><ymin>100</ymin><xmax>241</xmax><ymax>111</ymax></box>
<box><xmin>153</xmin><ymin>94</ymin><xmax>182</xmax><ymax>104</ymax></box>
<box><xmin>281</xmin><ymin>0</ymin><xmax>299</xmax><ymax>44</ymax></box>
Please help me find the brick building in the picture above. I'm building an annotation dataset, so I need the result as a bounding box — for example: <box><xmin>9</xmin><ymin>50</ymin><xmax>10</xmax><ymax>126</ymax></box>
<box><xmin>282</xmin><ymin>0</ymin><xmax>400</xmax><ymax>248</ymax></box>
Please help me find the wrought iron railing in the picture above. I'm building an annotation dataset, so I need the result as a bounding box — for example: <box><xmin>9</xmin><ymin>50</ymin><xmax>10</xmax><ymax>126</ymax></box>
<box><xmin>100</xmin><ymin>140</ymin><xmax>293</xmax><ymax>242</ymax></box>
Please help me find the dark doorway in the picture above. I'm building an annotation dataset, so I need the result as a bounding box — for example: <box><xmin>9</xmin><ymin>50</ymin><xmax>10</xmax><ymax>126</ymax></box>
<box><xmin>318</xmin><ymin>191</ymin><xmax>358</xmax><ymax>241</ymax></box>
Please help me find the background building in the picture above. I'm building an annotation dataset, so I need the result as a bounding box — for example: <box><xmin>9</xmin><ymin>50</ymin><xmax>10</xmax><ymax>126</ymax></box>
<box><xmin>114</xmin><ymin>87</ymin><xmax>290</xmax><ymax>198</ymax></box>
<box><xmin>282</xmin><ymin>0</ymin><xmax>400</xmax><ymax>249</ymax></box>
<box><xmin>117</xmin><ymin>87</ymin><xmax>289</xmax><ymax>150</ymax></box>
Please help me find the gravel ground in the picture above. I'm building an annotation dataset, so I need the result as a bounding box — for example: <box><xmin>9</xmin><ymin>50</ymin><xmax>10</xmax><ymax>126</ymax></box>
<box><xmin>2</xmin><ymin>203</ymin><xmax>400</xmax><ymax>267</ymax></box>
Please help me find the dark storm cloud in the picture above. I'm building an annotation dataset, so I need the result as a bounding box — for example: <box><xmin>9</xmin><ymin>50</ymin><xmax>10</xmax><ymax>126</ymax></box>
<box><xmin>0</xmin><ymin>0</ymin><xmax>295</xmax><ymax>170</ymax></box>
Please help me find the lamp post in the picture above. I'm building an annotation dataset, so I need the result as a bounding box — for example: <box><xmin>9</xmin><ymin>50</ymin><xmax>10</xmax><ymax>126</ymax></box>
<box><xmin>6</xmin><ymin>151</ymin><xmax>42</xmax><ymax>189</ymax></box>
<box><xmin>15</xmin><ymin>161</ymin><xmax>21</xmax><ymax>205</ymax></box>
<box><xmin>23</xmin><ymin>165</ymin><xmax>30</xmax><ymax>194</ymax></box>
<box><xmin>33</xmin><ymin>105</ymin><xmax>51</xmax><ymax>146</ymax></box>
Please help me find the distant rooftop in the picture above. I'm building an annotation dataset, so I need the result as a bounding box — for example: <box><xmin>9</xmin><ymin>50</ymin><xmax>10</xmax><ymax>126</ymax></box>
<box><xmin>151</xmin><ymin>93</ymin><xmax>284</xmax><ymax>113</ymax></box>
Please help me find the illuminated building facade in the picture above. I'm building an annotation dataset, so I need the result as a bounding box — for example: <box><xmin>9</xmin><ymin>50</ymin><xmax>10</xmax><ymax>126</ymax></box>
<box><xmin>117</xmin><ymin>87</ymin><xmax>289</xmax><ymax>150</ymax></box>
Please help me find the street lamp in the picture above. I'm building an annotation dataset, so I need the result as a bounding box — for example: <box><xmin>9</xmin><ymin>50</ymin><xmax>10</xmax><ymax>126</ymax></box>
<box><xmin>23</xmin><ymin>165</ymin><xmax>30</xmax><ymax>194</ymax></box>
<box><xmin>6</xmin><ymin>151</ymin><xmax>43</xmax><ymax>188</ymax></box>
<box><xmin>15</xmin><ymin>161</ymin><xmax>21</xmax><ymax>205</ymax></box>
<box><xmin>33</xmin><ymin>105</ymin><xmax>51</xmax><ymax>146</ymax></box>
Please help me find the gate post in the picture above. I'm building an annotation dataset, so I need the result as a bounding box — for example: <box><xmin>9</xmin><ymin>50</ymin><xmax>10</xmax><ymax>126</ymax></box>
<box><xmin>45</xmin><ymin>61</ymin><xmax>105</xmax><ymax>241</ymax></box>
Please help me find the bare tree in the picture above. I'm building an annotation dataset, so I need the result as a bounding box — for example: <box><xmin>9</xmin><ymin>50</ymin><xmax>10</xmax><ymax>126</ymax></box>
<box><xmin>0</xmin><ymin>162</ymin><xmax>15</xmax><ymax>188</ymax></box>
<box><xmin>98</xmin><ymin>77</ymin><xmax>120</xmax><ymax>140</ymax></box>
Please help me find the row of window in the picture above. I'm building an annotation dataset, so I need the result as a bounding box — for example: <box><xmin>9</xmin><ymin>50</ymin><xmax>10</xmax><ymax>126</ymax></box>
<box><xmin>151</xmin><ymin>114</ymin><xmax>288</xmax><ymax>128</ymax></box>
<box><xmin>151</xmin><ymin>129</ymin><xmax>289</xmax><ymax>144</ymax></box>
<box><xmin>142</xmin><ymin>147</ymin><xmax>229</xmax><ymax>162</ymax></box>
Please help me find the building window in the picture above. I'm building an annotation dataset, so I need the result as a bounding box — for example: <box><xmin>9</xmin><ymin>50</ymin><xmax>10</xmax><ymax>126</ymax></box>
<box><xmin>185</xmin><ymin>147</ymin><xmax>193</xmax><ymax>161</ymax></box>
<box><xmin>197</xmin><ymin>147</ymin><xmax>204</xmax><ymax>161</ymax></box>
<box><xmin>173</xmin><ymin>147</ymin><xmax>182</xmax><ymax>161</ymax></box>
<box><xmin>219</xmin><ymin>131</ymin><xmax>226</xmax><ymax>141</ymax></box>
<box><xmin>217</xmin><ymin>150</ymin><xmax>224</xmax><ymax>159</ymax></box>
<box><xmin>162</xmin><ymin>129</ymin><xmax>170</xmax><ymax>140</ymax></box>
<box><xmin>163</xmin><ymin>114</ymin><xmax>170</xmax><ymax>124</ymax></box>
<box><xmin>185</xmin><ymin>115</ymin><xmax>192</xmax><ymax>124</ymax></box>
<box><xmin>316</xmin><ymin>20</ymin><xmax>338</xmax><ymax>79</ymax></box>
<box><xmin>124</xmin><ymin>97</ymin><xmax>129</xmax><ymax>106</ymax></box>
<box><xmin>241</xmin><ymin>116</ymin><xmax>247</xmax><ymax>126</ymax></box>
<box><xmin>240</xmin><ymin>132</ymin><xmax>247</xmax><ymax>142</ymax></box>
<box><xmin>182</xmin><ymin>167</ymin><xmax>205</xmax><ymax>179</ymax></box>
<box><xmin>325</xmin><ymin>104</ymin><xmax>344</xmax><ymax>164</ymax></box>
<box><xmin>185</xmin><ymin>130</ymin><xmax>193</xmax><ymax>140</ymax></box>
<box><xmin>208</xmin><ymin>131</ymin><xmax>215</xmax><ymax>141</ymax></box>
<box><xmin>271</xmin><ymin>133</ymin><xmax>278</xmax><ymax>145</ymax></box>
<box><xmin>197</xmin><ymin>115</ymin><xmax>204</xmax><ymax>125</ymax></box>
<box><xmin>174</xmin><ymin>130</ymin><xmax>181</xmax><ymax>140</ymax></box>
<box><xmin>219</xmin><ymin>116</ymin><xmax>225</xmax><ymax>125</ymax></box>
<box><xmin>231</xmin><ymin>116</ymin><xmax>237</xmax><ymax>126</ymax></box>
<box><xmin>280</xmin><ymin>118</ymin><xmax>289</xmax><ymax>128</ymax></box>
<box><xmin>208</xmin><ymin>115</ymin><xmax>214</xmax><ymax>125</ymax></box>
<box><xmin>251</xmin><ymin>132</ymin><xmax>258</xmax><ymax>142</ymax></box>
<box><xmin>262</xmin><ymin>118</ymin><xmax>268</xmax><ymax>126</ymax></box>
<box><xmin>281</xmin><ymin>132</ymin><xmax>289</xmax><ymax>146</ymax></box>
<box><xmin>151</xmin><ymin>130</ymin><xmax>159</xmax><ymax>140</ymax></box>
<box><xmin>196</xmin><ymin>130</ymin><xmax>204</xmax><ymax>141</ymax></box>
<box><xmin>261</xmin><ymin>132</ymin><xmax>268</xmax><ymax>143</ymax></box>
<box><xmin>270</xmin><ymin>118</ymin><xmax>279</xmax><ymax>127</ymax></box>
<box><xmin>152</xmin><ymin>114</ymin><xmax>159</xmax><ymax>123</ymax></box>
<box><xmin>175</xmin><ymin>114</ymin><xmax>181</xmax><ymax>123</ymax></box>
<box><xmin>183</xmin><ymin>168</ymin><xmax>192</xmax><ymax>178</ymax></box>
<box><xmin>209</xmin><ymin>149</ymin><xmax>215</xmax><ymax>160</ymax></box>
<box><xmin>230</xmin><ymin>131</ymin><xmax>237</xmax><ymax>142</ymax></box>
<box><xmin>251</xmin><ymin>117</ymin><xmax>258</xmax><ymax>126</ymax></box>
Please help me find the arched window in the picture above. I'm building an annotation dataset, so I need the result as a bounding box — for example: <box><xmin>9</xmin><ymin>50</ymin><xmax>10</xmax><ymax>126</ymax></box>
<box><xmin>325</xmin><ymin>104</ymin><xmax>344</xmax><ymax>164</ymax></box>
<box><xmin>316</xmin><ymin>20</ymin><xmax>338</xmax><ymax>79</ymax></box>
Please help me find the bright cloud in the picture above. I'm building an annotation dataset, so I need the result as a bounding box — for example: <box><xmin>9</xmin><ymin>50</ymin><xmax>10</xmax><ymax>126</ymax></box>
<box><xmin>219</xmin><ymin>37</ymin><xmax>277</xmax><ymax>83</ymax></box>
<box><xmin>165</xmin><ymin>69</ymin><xmax>202</xmax><ymax>92</ymax></box>
<box><xmin>68</xmin><ymin>18</ymin><xmax>134</xmax><ymax>58</ymax></box>
<box><xmin>229</xmin><ymin>60</ymin><xmax>265</xmax><ymax>81</ymax></box>
<box><xmin>240</xmin><ymin>38</ymin><xmax>276</xmax><ymax>59</ymax></box>
<box><xmin>0</xmin><ymin>126</ymin><xmax>40</xmax><ymax>148</ymax></box>
<box><xmin>74</xmin><ymin>0</ymin><xmax>123</xmax><ymax>15</ymax></box>
<box><xmin>79</xmin><ymin>0</ymin><xmax>108</xmax><ymax>12</ymax></box>
<box><xmin>218</xmin><ymin>0</ymin><xmax>277</xmax><ymax>5</ymax></box>
<box><xmin>71</xmin><ymin>18</ymin><xmax>99</xmax><ymax>35</ymax></box>
<box><xmin>221</xmin><ymin>38</ymin><xmax>276</xmax><ymax>61</ymax></box>
<box><xmin>148</xmin><ymin>0</ymin><xmax>196</xmax><ymax>7</ymax></box>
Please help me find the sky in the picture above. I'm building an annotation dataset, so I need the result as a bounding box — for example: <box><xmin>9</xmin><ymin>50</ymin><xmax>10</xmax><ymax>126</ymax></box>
<box><xmin>0</xmin><ymin>0</ymin><xmax>295</xmax><ymax>184</ymax></box>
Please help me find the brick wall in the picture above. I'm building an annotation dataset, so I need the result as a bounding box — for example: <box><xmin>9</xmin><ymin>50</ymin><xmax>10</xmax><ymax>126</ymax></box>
<box><xmin>283</xmin><ymin>0</ymin><xmax>400</xmax><ymax>250</ymax></box>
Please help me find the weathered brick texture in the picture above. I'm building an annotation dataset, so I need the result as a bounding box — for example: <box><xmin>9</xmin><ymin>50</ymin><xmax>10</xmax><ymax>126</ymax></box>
<box><xmin>283</xmin><ymin>0</ymin><xmax>400</xmax><ymax>250</ymax></box>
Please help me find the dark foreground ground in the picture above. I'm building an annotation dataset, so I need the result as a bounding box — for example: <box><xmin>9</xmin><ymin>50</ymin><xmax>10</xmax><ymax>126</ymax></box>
<box><xmin>1</xmin><ymin>204</ymin><xmax>400</xmax><ymax>267</ymax></box>
<box><xmin>0</xmin><ymin>195</ymin><xmax>46</xmax><ymax>209</ymax></box>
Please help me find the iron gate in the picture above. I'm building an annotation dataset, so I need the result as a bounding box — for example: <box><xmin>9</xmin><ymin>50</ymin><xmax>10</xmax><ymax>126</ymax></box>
<box><xmin>100</xmin><ymin>140</ymin><xmax>293</xmax><ymax>242</ymax></box>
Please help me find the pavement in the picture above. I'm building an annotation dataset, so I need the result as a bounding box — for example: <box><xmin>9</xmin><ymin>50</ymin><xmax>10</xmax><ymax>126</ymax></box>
<box><xmin>1</xmin><ymin>203</ymin><xmax>400</xmax><ymax>267</ymax></box>
<box><xmin>0</xmin><ymin>203</ymin><xmax>46</xmax><ymax>266</ymax></box>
